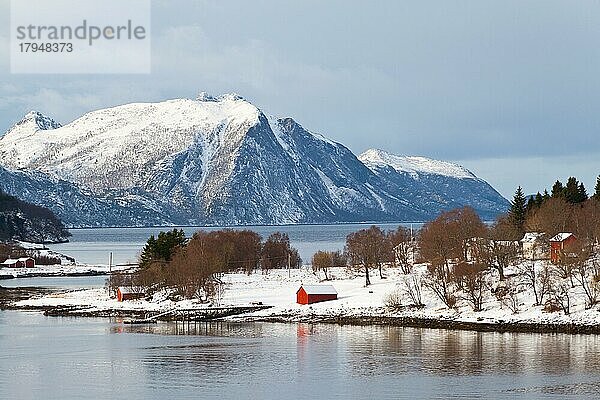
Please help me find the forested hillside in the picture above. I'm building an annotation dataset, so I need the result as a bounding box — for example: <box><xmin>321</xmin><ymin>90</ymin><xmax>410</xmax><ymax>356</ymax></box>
<box><xmin>0</xmin><ymin>188</ymin><xmax>70</xmax><ymax>243</ymax></box>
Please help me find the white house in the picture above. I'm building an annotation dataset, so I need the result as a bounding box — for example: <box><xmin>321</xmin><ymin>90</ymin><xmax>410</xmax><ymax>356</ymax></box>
<box><xmin>521</xmin><ymin>232</ymin><xmax>545</xmax><ymax>260</ymax></box>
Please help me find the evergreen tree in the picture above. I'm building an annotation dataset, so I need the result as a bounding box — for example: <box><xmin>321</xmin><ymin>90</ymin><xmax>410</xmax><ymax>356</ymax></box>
<box><xmin>543</xmin><ymin>189</ymin><xmax>550</xmax><ymax>201</ymax></box>
<box><xmin>526</xmin><ymin>196</ymin><xmax>535</xmax><ymax>212</ymax></box>
<box><xmin>564</xmin><ymin>177</ymin><xmax>580</xmax><ymax>203</ymax></box>
<box><xmin>594</xmin><ymin>175</ymin><xmax>600</xmax><ymax>200</ymax></box>
<box><xmin>551</xmin><ymin>180</ymin><xmax>564</xmax><ymax>198</ymax></box>
<box><xmin>577</xmin><ymin>182</ymin><xmax>588</xmax><ymax>203</ymax></box>
<box><xmin>509</xmin><ymin>186</ymin><xmax>527</xmax><ymax>234</ymax></box>
<box><xmin>534</xmin><ymin>192</ymin><xmax>544</xmax><ymax>207</ymax></box>
<box><xmin>139</xmin><ymin>229</ymin><xmax>187</xmax><ymax>268</ymax></box>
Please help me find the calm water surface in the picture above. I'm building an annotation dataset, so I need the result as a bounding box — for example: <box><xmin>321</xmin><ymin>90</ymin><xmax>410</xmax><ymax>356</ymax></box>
<box><xmin>1</xmin><ymin>311</ymin><xmax>599</xmax><ymax>400</ymax></box>
<box><xmin>47</xmin><ymin>223</ymin><xmax>416</xmax><ymax>265</ymax></box>
<box><xmin>5</xmin><ymin>225</ymin><xmax>600</xmax><ymax>399</ymax></box>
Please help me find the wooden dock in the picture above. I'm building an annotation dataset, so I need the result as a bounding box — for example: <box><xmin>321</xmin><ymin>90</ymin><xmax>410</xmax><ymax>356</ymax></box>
<box><xmin>123</xmin><ymin>305</ymin><xmax>273</xmax><ymax>324</ymax></box>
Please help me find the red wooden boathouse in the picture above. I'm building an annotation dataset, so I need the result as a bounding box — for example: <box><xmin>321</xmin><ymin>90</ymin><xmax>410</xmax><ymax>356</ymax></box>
<box><xmin>117</xmin><ymin>287</ymin><xmax>145</xmax><ymax>302</ymax></box>
<box><xmin>296</xmin><ymin>284</ymin><xmax>338</xmax><ymax>305</ymax></box>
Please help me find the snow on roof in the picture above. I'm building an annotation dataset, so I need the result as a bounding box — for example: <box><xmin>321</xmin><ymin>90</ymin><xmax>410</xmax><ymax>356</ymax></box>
<box><xmin>117</xmin><ymin>287</ymin><xmax>143</xmax><ymax>294</ymax></box>
<box><xmin>17</xmin><ymin>257</ymin><xmax>33</xmax><ymax>262</ymax></box>
<box><xmin>298</xmin><ymin>284</ymin><xmax>338</xmax><ymax>295</ymax></box>
<box><xmin>549</xmin><ymin>233</ymin><xmax>575</xmax><ymax>242</ymax></box>
<box><xmin>521</xmin><ymin>232</ymin><xmax>544</xmax><ymax>243</ymax></box>
<box><xmin>2</xmin><ymin>259</ymin><xmax>19</xmax><ymax>264</ymax></box>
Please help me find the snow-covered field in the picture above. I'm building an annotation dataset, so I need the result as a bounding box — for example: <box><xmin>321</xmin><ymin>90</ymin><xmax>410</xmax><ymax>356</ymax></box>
<box><xmin>13</xmin><ymin>265</ymin><xmax>600</xmax><ymax>330</ymax></box>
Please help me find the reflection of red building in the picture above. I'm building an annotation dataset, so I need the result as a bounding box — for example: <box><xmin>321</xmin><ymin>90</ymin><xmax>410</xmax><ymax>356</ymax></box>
<box><xmin>296</xmin><ymin>285</ymin><xmax>337</xmax><ymax>305</ymax></box>
<box><xmin>549</xmin><ymin>233</ymin><xmax>576</xmax><ymax>263</ymax></box>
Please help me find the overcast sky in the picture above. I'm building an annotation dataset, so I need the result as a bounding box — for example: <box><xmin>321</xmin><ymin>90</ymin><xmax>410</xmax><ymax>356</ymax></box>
<box><xmin>1</xmin><ymin>0</ymin><xmax>598</xmax><ymax>198</ymax></box>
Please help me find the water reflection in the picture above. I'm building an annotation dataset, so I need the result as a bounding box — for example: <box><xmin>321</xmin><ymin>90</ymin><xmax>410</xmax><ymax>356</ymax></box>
<box><xmin>2</xmin><ymin>312</ymin><xmax>600</xmax><ymax>399</ymax></box>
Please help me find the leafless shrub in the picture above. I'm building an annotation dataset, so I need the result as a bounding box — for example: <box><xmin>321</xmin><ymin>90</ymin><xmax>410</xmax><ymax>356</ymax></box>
<box><xmin>383</xmin><ymin>288</ymin><xmax>403</xmax><ymax>311</ymax></box>
<box><xmin>403</xmin><ymin>274</ymin><xmax>423</xmax><ymax>306</ymax></box>
<box><xmin>424</xmin><ymin>263</ymin><xmax>457</xmax><ymax>309</ymax></box>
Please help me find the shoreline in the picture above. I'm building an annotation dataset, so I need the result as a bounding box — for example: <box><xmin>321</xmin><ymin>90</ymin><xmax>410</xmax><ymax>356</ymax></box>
<box><xmin>242</xmin><ymin>314</ymin><xmax>600</xmax><ymax>335</ymax></box>
<box><xmin>0</xmin><ymin>270</ymin><xmax>111</xmax><ymax>280</ymax></box>
<box><xmin>4</xmin><ymin>299</ymin><xmax>600</xmax><ymax>335</ymax></box>
<box><xmin>6</xmin><ymin>267</ymin><xmax>600</xmax><ymax>336</ymax></box>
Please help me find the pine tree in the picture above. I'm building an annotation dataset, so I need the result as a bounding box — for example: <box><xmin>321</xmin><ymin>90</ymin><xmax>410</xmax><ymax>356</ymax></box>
<box><xmin>577</xmin><ymin>182</ymin><xmax>588</xmax><ymax>203</ymax></box>
<box><xmin>551</xmin><ymin>180</ymin><xmax>564</xmax><ymax>198</ymax></box>
<box><xmin>139</xmin><ymin>229</ymin><xmax>187</xmax><ymax>268</ymax></box>
<box><xmin>526</xmin><ymin>196</ymin><xmax>535</xmax><ymax>212</ymax></box>
<box><xmin>534</xmin><ymin>192</ymin><xmax>544</xmax><ymax>207</ymax></box>
<box><xmin>543</xmin><ymin>189</ymin><xmax>550</xmax><ymax>201</ymax></box>
<box><xmin>509</xmin><ymin>186</ymin><xmax>527</xmax><ymax>234</ymax></box>
<box><xmin>564</xmin><ymin>177</ymin><xmax>579</xmax><ymax>203</ymax></box>
<box><xmin>594</xmin><ymin>175</ymin><xmax>600</xmax><ymax>200</ymax></box>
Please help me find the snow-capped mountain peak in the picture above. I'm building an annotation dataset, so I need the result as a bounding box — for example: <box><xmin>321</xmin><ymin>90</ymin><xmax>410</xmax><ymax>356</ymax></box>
<box><xmin>6</xmin><ymin>110</ymin><xmax>62</xmax><ymax>136</ymax></box>
<box><xmin>0</xmin><ymin>94</ymin><xmax>508</xmax><ymax>227</ymax></box>
<box><xmin>359</xmin><ymin>148</ymin><xmax>476</xmax><ymax>180</ymax></box>
<box><xmin>21</xmin><ymin>111</ymin><xmax>62</xmax><ymax>130</ymax></box>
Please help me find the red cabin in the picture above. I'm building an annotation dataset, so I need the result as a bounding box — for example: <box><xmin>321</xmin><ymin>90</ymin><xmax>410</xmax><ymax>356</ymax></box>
<box><xmin>549</xmin><ymin>233</ymin><xmax>576</xmax><ymax>263</ymax></box>
<box><xmin>117</xmin><ymin>287</ymin><xmax>145</xmax><ymax>302</ymax></box>
<box><xmin>296</xmin><ymin>284</ymin><xmax>338</xmax><ymax>305</ymax></box>
<box><xmin>1</xmin><ymin>257</ymin><xmax>35</xmax><ymax>268</ymax></box>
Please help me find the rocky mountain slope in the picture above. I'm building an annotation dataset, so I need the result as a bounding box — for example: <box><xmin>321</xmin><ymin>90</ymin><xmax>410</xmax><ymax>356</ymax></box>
<box><xmin>0</xmin><ymin>94</ymin><xmax>509</xmax><ymax>226</ymax></box>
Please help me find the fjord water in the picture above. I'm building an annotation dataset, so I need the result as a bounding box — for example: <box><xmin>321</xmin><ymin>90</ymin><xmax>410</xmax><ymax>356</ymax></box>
<box><xmin>46</xmin><ymin>223</ymin><xmax>417</xmax><ymax>265</ymax></box>
<box><xmin>1</xmin><ymin>311</ymin><xmax>600</xmax><ymax>400</ymax></box>
<box><xmin>4</xmin><ymin>225</ymin><xmax>600</xmax><ymax>399</ymax></box>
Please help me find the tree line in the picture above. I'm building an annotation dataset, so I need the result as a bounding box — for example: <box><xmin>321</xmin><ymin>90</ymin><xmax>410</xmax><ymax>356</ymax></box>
<box><xmin>508</xmin><ymin>176</ymin><xmax>600</xmax><ymax>241</ymax></box>
<box><xmin>110</xmin><ymin>229</ymin><xmax>300</xmax><ymax>301</ymax></box>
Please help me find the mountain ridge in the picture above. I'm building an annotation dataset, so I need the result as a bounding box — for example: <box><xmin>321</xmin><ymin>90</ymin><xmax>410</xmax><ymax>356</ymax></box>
<box><xmin>0</xmin><ymin>94</ymin><xmax>509</xmax><ymax>227</ymax></box>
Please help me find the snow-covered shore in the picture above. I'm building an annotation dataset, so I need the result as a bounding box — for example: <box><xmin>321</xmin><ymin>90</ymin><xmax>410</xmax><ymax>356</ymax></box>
<box><xmin>10</xmin><ymin>266</ymin><xmax>600</xmax><ymax>333</ymax></box>
<box><xmin>1</xmin><ymin>241</ymin><xmax>134</xmax><ymax>279</ymax></box>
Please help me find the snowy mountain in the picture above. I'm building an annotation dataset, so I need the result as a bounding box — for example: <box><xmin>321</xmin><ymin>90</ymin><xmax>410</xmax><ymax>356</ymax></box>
<box><xmin>0</xmin><ymin>94</ymin><xmax>508</xmax><ymax>227</ymax></box>
<box><xmin>359</xmin><ymin>149</ymin><xmax>510</xmax><ymax>220</ymax></box>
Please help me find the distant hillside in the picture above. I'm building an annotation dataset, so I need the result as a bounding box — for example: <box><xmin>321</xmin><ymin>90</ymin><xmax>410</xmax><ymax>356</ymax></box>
<box><xmin>0</xmin><ymin>188</ymin><xmax>70</xmax><ymax>243</ymax></box>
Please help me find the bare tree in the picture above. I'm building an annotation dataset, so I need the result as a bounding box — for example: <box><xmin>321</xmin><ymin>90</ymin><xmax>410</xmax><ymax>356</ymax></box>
<box><xmin>388</xmin><ymin>226</ymin><xmax>413</xmax><ymax>274</ymax></box>
<box><xmin>261</xmin><ymin>232</ymin><xmax>301</xmax><ymax>274</ymax></box>
<box><xmin>525</xmin><ymin>198</ymin><xmax>574</xmax><ymax>238</ymax></box>
<box><xmin>486</xmin><ymin>217</ymin><xmax>520</xmax><ymax>281</ymax></box>
<box><xmin>403</xmin><ymin>274</ymin><xmax>423</xmax><ymax>307</ymax></box>
<box><xmin>520</xmin><ymin>260</ymin><xmax>552</xmax><ymax>306</ymax></box>
<box><xmin>550</xmin><ymin>283</ymin><xmax>571</xmax><ymax>315</ymax></box>
<box><xmin>419</xmin><ymin>213</ymin><xmax>461</xmax><ymax>274</ymax></box>
<box><xmin>345</xmin><ymin>226</ymin><xmax>392</xmax><ymax>286</ymax></box>
<box><xmin>453</xmin><ymin>262</ymin><xmax>488</xmax><ymax>312</ymax></box>
<box><xmin>311</xmin><ymin>250</ymin><xmax>346</xmax><ymax>280</ymax></box>
<box><xmin>383</xmin><ymin>288</ymin><xmax>403</xmax><ymax>311</ymax></box>
<box><xmin>569</xmin><ymin>242</ymin><xmax>599</xmax><ymax>308</ymax></box>
<box><xmin>423</xmin><ymin>263</ymin><xmax>457</xmax><ymax>309</ymax></box>
<box><xmin>498</xmin><ymin>278</ymin><xmax>521</xmax><ymax>314</ymax></box>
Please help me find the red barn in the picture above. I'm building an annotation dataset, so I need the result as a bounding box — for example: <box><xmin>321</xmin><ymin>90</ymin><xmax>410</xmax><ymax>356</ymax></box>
<box><xmin>296</xmin><ymin>284</ymin><xmax>338</xmax><ymax>305</ymax></box>
<box><xmin>549</xmin><ymin>233</ymin><xmax>577</xmax><ymax>263</ymax></box>
<box><xmin>117</xmin><ymin>287</ymin><xmax>145</xmax><ymax>302</ymax></box>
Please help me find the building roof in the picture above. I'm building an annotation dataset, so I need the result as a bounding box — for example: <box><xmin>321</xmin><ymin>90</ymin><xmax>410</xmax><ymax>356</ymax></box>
<box><xmin>1</xmin><ymin>259</ymin><xmax>19</xmax><ymax>265</ymax></box>
<box><xmin>549</xmin><ymin>233</ymin><xmax>575</xmax><ymax>242</ymax></box>
<box><xmin>17</xmin><ymin>257</ymin><xmax>33</xmax><ymax>262</ymax></box>
<box><xmin>521</xmin><ymin>232</ymin><xmax>544</xmax><ymax>243</ymax></box>
<box><xmin>117</xmin><ymin>286</ymin><xmax>144</xmax><ymax>294</ymax></box>
<box><xmin>298</xmin><ymin>284</ymin><xmax>337</xmax><ymax>295</ymax></box>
